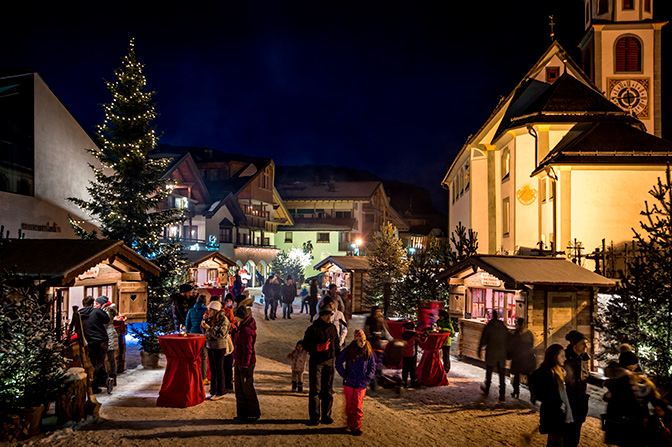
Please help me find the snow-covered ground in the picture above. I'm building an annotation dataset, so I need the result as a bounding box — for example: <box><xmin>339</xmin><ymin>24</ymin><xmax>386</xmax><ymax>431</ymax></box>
<box><xmin>17</xmin><ymin>302</ymin><xmax>608</xmax><ymax>447</ymax></box>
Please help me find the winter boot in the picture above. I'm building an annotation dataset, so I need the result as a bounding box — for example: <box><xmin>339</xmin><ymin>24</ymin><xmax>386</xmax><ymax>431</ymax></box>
<box><xmin>297</xmin><ymin>382</ymin><xmax>303</xmax><ymax>392</ymax></box>
<box><xmin>292</xmin><ymin>381</ymin><xmax>297</xmax><ymax>392</ymax></box>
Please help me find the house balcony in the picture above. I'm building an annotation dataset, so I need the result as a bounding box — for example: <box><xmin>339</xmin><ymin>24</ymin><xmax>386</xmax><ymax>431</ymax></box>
<box><xmin>161</xmin><ymin>238</ymin><xmax>219</xmax><ymax>251</ymax></box>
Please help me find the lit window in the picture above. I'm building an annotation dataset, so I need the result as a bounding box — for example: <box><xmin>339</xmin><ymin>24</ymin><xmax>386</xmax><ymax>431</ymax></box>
<box><xmin>285</xmin><ymin>232</ymin><xmax>293</xmax><ymax>243</ymax></box>
<box><xmin>502</xmin><ymin>197</ymin><xmax>510</xmax><ymax>237</ymax></box>
<box><xmin>501</xmin><ymin>148</ymin><xmax>510</xmax><ymax>180</ymax></box>
<box><xmin>317</xmin><ymin>233</ymin><xmax>330</xmax><ymax>243</ymax></box>
<box><xmin>615</xmin><ymin>36</ymin><xmax>641</xmax><ymax>72</ymax></box>
<box><xmin>175</xmin><ymin>197</ymin><xmax>189</xmax><ymax>209</ymax></box>
<box><xmin>464</xmin><ymin>162</ymin><xmax>470</xmax><ymax>191</ymax></box>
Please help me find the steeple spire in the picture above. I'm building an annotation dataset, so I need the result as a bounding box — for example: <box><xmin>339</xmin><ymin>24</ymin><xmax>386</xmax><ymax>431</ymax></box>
<box><xmin>549</xmin><ymin>15</ymin><xmax>555</xmax><ymax>41</ymax></box>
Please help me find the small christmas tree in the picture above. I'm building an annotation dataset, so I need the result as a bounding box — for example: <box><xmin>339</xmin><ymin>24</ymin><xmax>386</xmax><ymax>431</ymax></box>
<box><xmin>364</xmin><ymin>222</ymin><xmax>409</xmax><ymax>316</ymax></box>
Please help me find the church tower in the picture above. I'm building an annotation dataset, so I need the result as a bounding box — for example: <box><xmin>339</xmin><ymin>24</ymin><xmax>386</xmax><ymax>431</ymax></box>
<box><xmin>579</xmin><ymin>0</ymin><xmax>666</xmax><ymax>136</ymax></box>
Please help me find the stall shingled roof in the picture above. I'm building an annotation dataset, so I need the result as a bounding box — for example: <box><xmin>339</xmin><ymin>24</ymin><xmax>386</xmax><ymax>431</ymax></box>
<box><xmin>314</xmin><ymin>256</ymin><xmax>370</xmax><ymax>272</ymax></box>
<box><xmin>436</xmin><ymin>255</ymin><xmax>617</xmax><ymax>290</ymax></box>
<box><xmin>0</xmin><ymin>239</ymin><xmax>160</xmax><ymax>285</ymax></box>
<box><xmin>182</xmin><ymin>250</ymin><xmax>236</xmax><ymax>266</ymax></box>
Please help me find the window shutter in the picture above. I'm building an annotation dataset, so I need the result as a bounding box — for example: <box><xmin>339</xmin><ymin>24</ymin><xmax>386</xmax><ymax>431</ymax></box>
<box><xmin>615</xmin><ymin>37</ymin><xmax>641</xmax><ymax>72</ymax></box>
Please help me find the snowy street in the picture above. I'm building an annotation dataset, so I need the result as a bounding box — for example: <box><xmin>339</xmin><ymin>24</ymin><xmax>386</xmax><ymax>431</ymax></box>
<box><xmin>26</xmin><ymin>302</ymin><xmax>607</xmax><ymax>447</ymax></box>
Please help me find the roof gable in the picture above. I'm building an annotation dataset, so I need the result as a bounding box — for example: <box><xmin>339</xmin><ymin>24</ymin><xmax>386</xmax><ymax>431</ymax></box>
<box><xmin>533</xmin><ymin>122</ymin><xmax>672</xmax><ymax>174</ymax></box>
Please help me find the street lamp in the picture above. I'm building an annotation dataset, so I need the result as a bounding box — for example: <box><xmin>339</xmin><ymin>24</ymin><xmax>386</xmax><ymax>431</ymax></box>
<box><xmin>351</xmin><ymin>237</ymin><xmax>363</xmax><ymax>256</ymax></box>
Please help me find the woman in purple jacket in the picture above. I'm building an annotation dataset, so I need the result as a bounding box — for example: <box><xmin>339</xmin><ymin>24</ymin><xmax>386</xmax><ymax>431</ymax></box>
<box><xmin>232</xmin><ymin>300</ymin><xmax>260</xmax><ymax>422</ymax></box>
<box><xmin>335</xmin><ymin>329</ymin><xmax>376</xmax><ymax>436</ymax></box>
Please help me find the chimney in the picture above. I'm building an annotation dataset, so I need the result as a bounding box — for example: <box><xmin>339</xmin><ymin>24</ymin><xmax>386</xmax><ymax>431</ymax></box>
<box><xmin>328</xmin><ymin>176</ymin><xmax>336</xmax><ymax>192</ymax></box>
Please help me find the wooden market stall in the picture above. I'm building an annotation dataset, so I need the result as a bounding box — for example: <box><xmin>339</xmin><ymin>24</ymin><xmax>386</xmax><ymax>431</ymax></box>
<box><xmin>437</xmin><ymin>255</ymin><xmax>616</xmax><ymax>370</ymax></box>
<box><xmin>0</xmin><ymin>238</ymin><xmax>160</xmax><ymax>333</ymax></box>
<box><xmin>184</xmin><ymin>250</ymin><xmax>236</xmax><ymax>290</ymax></box>
<box><xmin>314</xmin><ymin>255</ymin><xmax>370</xmax><ymax>315</ymax></box>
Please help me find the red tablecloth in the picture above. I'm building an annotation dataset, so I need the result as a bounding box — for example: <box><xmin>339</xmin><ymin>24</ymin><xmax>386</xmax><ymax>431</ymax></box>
<box><xmin>417</xmin><ymin>333</ymin><xmax>450</xmax><ymax>387</ymax></box>
<box><xmin>157</xmin><ymin>334</ymin><xmax>206</xmax><ymax>408</ymax></box>
<box><xmin>385</xmin><ymin>320</ymin><xmax>406</xmax><ymax>340</ymax></box>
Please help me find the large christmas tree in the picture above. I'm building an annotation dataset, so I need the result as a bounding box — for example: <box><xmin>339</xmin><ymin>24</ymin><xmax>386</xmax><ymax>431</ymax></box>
<box><xmin>69</xmin><ymin>39</ymin><xmax>183</xmax><ymax>256</ymax></box>
<box><xmin>70</xmin><ymin>40</ymin><xmax>189</xmax><ymax>334</ymax></box>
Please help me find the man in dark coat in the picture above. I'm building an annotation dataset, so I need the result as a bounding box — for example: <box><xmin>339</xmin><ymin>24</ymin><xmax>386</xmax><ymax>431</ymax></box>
<box><xmin>281</xmin><ymin>275</ymin><xmax>296</xmax><ymax>319</ymax></box>
<box><xmin>508</xmin><ymin>317</ymin><xmax>536</xmax><ymax>398</ymax></box>
<box><xmin>563</xmin><ymin>330</ymin><xmax>602</xmax><ymax>447</ymax></box>
<box><xmin>79</xmin><ymin>295</ymin><xmax>111</xmax><ymax>393</ymax></box>
<box><xmin>170</xmin><ymin>284</ymin><xmax>193</xmax><ymax>329</ymax></box>
<box><xmin>262</xmin><ymin>276</ymin><xmax>276</xmax><ymax>321</ymax></box>
<box><xmin>303</xmin><ymin>303</ymin><xmax>340</xmax><ymax>425</ymax></box>
<box><xmin>478</xmin><ymin>310</ymin><xmax>509</xmax><ymax>401</ymax></box>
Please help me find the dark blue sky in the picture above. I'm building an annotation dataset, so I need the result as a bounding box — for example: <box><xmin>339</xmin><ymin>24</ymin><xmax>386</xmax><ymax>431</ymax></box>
<box><xmin>3</xmin><ymin>1</ymin><xmax>672</xmax><ymax>210</ymax></box>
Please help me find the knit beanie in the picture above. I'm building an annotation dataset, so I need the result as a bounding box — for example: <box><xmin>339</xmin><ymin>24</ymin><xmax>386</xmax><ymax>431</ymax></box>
<box><xmin>95</xmin><ymin>296</ymin><xmax>109</xmax><ymax>307</ymax></box>
<box><xmin>354</xmin><ymin>329</ymin><xmax>366</xmax><ymax>341</ymax></box>
<box><xmin>208</xmin><ymin>301</ymin><xmax>222</xmax><ymax>311</ymax></box>
<box><xmin>565</xmin><ymin>330</ymin><xmax>587</xmax><ymax>346</ymax></box>
<box><xmin>235</xmin><ymin>304</ymin><xmax>251</xmax><ymax>319</ymax></box>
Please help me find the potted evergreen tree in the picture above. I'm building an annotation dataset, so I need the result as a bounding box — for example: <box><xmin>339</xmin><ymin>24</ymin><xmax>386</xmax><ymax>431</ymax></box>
<box><xmin>0</xmin><ymin>278</ymin><xmax>66</xmax><ymax>442</ymax></box>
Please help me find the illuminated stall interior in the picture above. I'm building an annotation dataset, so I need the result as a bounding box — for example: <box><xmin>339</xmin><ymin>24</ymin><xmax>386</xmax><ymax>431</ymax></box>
<box><xmin>314</xmin><ymin>255</ymin><xmax>370</xmax><ymax>315</ymax></box>
<box><xmin>184</xmin><ymin>250</ymin><xmax>235</xmax><ymax>288</ymax></box>
<box><xmin>438</xmin><ymin>255</ymin><xmax>616</xmax><ymax>370</ymax></box>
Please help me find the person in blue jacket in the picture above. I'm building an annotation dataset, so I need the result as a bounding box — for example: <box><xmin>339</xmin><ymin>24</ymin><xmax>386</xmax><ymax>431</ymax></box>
<box><xmin>186</xmin><ymin>295</ymin><xmax>209</xmax><ymax>381</ymax></box>
<box><xmin>335</xmin><ymin>329</ymin><xmax>376</xmax><ymax>436</ymax></box>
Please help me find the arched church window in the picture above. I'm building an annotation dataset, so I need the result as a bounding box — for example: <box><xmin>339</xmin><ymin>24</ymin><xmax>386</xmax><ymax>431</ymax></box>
<box><xmin>615</xmin><ymin>36</ymin><xmax>641</xmax><ymax>72</ymax></box>
<box><xmin>501</xmin><ymin>148</ymin><xmax>510</xmax><ymax>181</ymax></box>
<box><xmin>598</xmin><ymin>0</ymin><xmax>608</xmax><ymax>15</ymax></box>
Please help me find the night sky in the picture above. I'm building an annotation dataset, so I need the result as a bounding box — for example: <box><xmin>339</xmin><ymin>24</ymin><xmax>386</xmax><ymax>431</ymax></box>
<box><xmin>3</xmin><ymin>1</ymin><xmax>672</xmax><ymax>210</ymax></box>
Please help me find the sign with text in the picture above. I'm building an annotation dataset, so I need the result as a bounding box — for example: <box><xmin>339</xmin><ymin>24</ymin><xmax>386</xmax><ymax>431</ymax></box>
<box><xmin>480</xmin><ymin>272</ymin><xmax>502</xmax><ymax>287</ymax></box>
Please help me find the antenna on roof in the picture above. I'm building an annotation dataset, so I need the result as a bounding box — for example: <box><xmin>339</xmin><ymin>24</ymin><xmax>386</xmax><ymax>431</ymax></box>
<box><xmin>549</xmin><ymin>15</ymin><xmax>556</xmax><ymax>41</ymax></box>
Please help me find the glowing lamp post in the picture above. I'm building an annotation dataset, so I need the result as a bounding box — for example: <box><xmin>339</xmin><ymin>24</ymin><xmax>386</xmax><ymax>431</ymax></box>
<box><xmin>351</xmin><ymin>237</ymin><xmax>363</xmax><ymax>256</ymax></box>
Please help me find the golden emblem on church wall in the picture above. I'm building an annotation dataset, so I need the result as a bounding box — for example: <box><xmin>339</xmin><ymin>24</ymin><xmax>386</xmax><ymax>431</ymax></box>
<box><xmin>516</xmin><ymin>185</ymin><xmax>537</xmax><ymax>206</ymax></box>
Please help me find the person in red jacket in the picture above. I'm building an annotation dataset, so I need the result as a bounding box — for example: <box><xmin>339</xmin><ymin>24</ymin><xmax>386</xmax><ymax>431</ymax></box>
<box><xmin>232</xmin><ymin>299</ymin><xmax>260</xmax><ymax>422</ymax></box>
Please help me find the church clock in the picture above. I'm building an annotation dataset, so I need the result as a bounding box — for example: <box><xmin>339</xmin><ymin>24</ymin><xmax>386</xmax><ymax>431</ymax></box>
<box><xmin>607</xmin><ymin>78</ymin><xmax>650</xmax><ymax>119</ymax></box>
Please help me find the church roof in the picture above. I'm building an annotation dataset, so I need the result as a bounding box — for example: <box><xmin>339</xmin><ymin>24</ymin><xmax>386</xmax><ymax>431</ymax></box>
<box><xmin>532</xmin><ymin>122</ymin><xmax>672</xmax><ymax>175</ymax></box>
<box><xmin>504</xmin><ymin>74</ymin><xmax>639</xmax><ymax>132</ymax></box>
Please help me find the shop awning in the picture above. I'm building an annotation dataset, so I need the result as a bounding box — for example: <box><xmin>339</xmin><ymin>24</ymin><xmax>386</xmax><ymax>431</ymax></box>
<box><xmin>314</xmin><ymin>255</ymin><xmax>370</xmax><ymax>272</ymax></box>
<box><xmin>436</xmin><ymin>255</ymin><xmax>617</xmax><ymax>290</ymax></box>
<box><xmin>0</xmin><ymin>239</ymin><xmax>160</xmax><ymax>285</ymax></box>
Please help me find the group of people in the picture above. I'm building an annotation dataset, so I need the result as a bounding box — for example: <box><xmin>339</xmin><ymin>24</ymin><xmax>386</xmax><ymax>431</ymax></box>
<box><xmin>261</xmin><ymin>274</ymin><xmax>299</xmax><ymax>320</ymax></box>
<box><xmin>528</xmin><ymin>330</ymin><xmax>671</xmax><ymax>447</ymax></box>
<box><xmin>78</xmin><ymin>295</ymin><xmax>123</xmax><ymax>394</ymax></box>
<box><xmin>178</xmin><ymin>285</ymin><xmax>261</xmax><ymax>422</ymax></box>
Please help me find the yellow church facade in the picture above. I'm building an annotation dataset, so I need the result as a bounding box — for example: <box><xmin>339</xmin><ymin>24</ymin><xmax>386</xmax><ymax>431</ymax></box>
<box><xmin>443</xmin><ymin>1</ymin><xmax>671</xmax><ymax>266</ymax></box>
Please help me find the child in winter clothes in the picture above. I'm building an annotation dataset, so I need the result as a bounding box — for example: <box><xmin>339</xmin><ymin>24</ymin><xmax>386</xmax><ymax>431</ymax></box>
<box><xmin>335</xmin><ymin>329</ymin><xmax>376</xmax><ymax>436</ymax></box>
<box><xmin>401</xmin><ymin>321</ymin><xmax>427</xmax><ymax>388</ymax></box>
<box><xmin>288</xmin><ymin>340</ymin><xmax>309</xmax><ymax>392</ymax></box>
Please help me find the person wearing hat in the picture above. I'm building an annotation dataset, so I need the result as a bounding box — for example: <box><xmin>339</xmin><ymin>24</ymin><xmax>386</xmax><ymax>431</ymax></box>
<box><xmin>335</xmin><ymin>329</ymin><xmax>376</xmax><ymax>435</ymax></box>
<box><xmin>202</xmin><ymin>300</ymin><xmax>233</xmax><ymax>400</ymax></box>
<box><xmin>312</xmin><ymin>296</ymin><xmax>348</xmax><ymax>349</ymax></box>
<box><xmin>563</xmin><ymin>330</ymin><xmax>602</xmax><ymax>447</ymax></box>
<box><xmin>232</xmin><ymin>301</ymin><xmax>260</xmax><ymax>422</ymax></box>
<box><xmin>78</xmin><ymin>295</ymin><xmax>112</xmax><ymax>393</ymax></box>
<box><xmin>303</xmin><ymin>302</ymin><xmax>340</xmax><ymax>425</ymax></box>
<box><xmin>603</xmin><ymin>344</ymin><xmax>659</xmax><ymax>446</ymax></box>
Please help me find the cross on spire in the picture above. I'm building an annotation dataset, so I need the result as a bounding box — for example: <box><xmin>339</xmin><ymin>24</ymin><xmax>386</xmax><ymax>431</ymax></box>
<box><xmin>549</xmin><ymin>15</ymin><xmax>555</xmax><ymax>41</ymax></box>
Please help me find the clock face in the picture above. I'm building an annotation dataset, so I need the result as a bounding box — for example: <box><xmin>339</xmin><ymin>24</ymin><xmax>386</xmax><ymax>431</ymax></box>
<box><xmin>607</xmin><ymin>78</ymin><xmax>649</xmax><ymax>118</ymax></box>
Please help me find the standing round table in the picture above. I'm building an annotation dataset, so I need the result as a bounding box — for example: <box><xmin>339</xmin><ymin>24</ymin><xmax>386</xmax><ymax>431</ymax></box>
<box><xmin>417</xmin><ymin>332</ymin><xmax>450</xmax><ymax>386</ymax></box>
<box><xmin>157</xmin><ymin>334</ymin><xmax>206</xmax><ymax>407</ymax></box>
